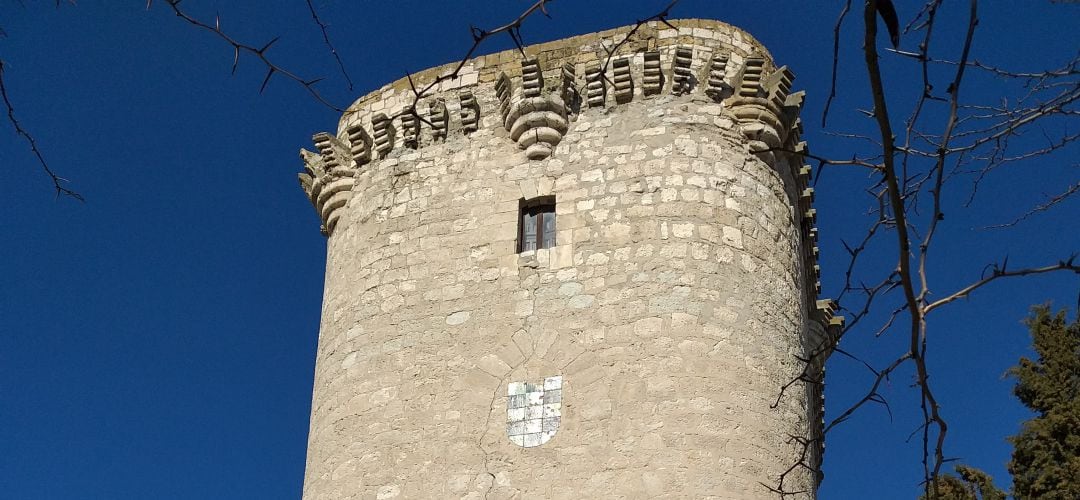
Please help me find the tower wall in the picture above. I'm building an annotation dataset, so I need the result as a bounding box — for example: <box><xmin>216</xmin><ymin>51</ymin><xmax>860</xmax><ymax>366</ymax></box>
<box><xmin>298</xmin><ymin>19</ymin><xmax>836</xmax><ymax>499</ymax></box>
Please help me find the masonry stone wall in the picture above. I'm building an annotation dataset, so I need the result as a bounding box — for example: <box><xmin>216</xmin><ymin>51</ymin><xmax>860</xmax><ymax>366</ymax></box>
<box><xmin>297</xmin><ymin>19</ymin><xmax>841</xmax><ymax>500</ymax></box>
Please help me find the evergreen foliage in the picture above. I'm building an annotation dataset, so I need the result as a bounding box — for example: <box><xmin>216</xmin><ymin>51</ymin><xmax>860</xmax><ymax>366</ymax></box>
<box><xmin>1007</xmin><ymin>305</ymin><xmax>1080</xmax><ymax>499</ymax></box>
<box><xmin>920</xmin><ymin>465</ymin><xmax>1005</xmax><ymax>500</ymax></box>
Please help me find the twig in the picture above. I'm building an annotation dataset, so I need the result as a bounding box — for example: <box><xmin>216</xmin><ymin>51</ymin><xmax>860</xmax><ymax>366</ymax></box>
<box><xmin>157</xmin><ymin>0</ymin><xmax>342</xmax><ymax>112</ymax></box>
<box><xmin>391</xmin><ymin>0</ymin><xmax>557</xmax><ymax>122</ymax></box>
<box><xmin>924</xmin><ymin>258</ymin><xmax>1080</xmax><ymax>314</ymax></box>
<box><xmin>304</xmin><ymin>0</ymin><xmax>354</xmax><ymax>91</ymax></box>
<box><xmin>982</xmin><ymin>181</ymin><xmax>1080</xmax><ymax>229</ymax></box>
<box><xmin>821</xmin><ymin>0</ymin><xmax>852</xmax><ymax>127</ymax></box>
<box><xmin>0</xmin><ymin>60</ymin><xmax>83</xmax><ymax>201</ymax></box>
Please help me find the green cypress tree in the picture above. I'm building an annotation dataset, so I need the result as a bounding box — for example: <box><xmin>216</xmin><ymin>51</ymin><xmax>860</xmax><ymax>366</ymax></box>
<box><xmin>921</xmin><ymin>465</ymin><xmax>1005</xmax><ymax>500</ymax></box>
<box><xmin>1007</xmin><ymin>305</ymin><xmax>1080</xmax><ymax>499</ymax></box>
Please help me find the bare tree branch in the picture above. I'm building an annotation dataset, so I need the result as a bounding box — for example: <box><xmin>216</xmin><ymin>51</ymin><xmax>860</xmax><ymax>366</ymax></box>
<box><xmin>155</xmin><ymin>0</ymin><xmax>343</xmax><ymax>112</ymax></box>
<box><xmin>304</xmin><ymin>0</ymin><xmax>354</xmax><ymax>91</ymax></box>
<box><xmin>0</xmin><ymin>60</ymin><xmax>83</xmax><ymax>201</ymax></box>
<box><xmin>821</xmin><ymin>0</ymin><xmax>852</xmax><ymax>127</ymax></box>
<box><xmin>389</xmin><ymin>0</ymin><xmax>557</xmax><ymax>123</ymax></box>
<box><xmin>982</xmin><ymin>180</ymin><xmax>1080</xmax><ymax>229</ymax></box>
<box><xmin>924</xmin><ymin>258</ymin><xmax>1080</xmax><ymax>314</ymax></box>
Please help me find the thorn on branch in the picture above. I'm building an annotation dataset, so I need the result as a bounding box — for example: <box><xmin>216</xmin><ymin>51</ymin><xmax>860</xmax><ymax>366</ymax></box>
<box><xmin>259</xmin><ymin>36</ymin><xmax>280</xmax><ymax>54</ymax></box>
<box><xmin>260</xmin><ymin>68</ymin><xmax>275</xmax><ymax>93</ymax></box>
<box><xmin>158</xmin><ymin>0</ymin><xmax>342</xmax><ymax>111</ymax></box>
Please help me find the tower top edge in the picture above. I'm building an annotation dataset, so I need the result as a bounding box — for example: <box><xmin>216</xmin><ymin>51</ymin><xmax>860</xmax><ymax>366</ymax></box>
<box><xmin>338</xmin><ymin>18</ymin><xmax>775</xmax><ymax>126</ymax></box>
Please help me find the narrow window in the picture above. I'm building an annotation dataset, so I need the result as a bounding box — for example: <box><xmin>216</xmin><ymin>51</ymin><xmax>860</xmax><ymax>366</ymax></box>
<box><xmin>519</xmin><ymin>197</ymin><xmax>556</xmax><ymax>252</ymax></box>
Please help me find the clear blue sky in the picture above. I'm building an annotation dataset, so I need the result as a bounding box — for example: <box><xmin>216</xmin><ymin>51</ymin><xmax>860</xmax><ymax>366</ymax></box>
<box><xmin>1</xmin><ymin>1</ymin><xmax>1077</xmax><ymax>498</ymax></box>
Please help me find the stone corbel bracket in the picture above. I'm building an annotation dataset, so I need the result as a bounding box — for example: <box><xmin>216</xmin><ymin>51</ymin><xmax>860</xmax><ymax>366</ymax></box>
<box><xmin>497</xmin><ymin>59</ymin><xmax>570</xmax><ymax>160</ymax></box>
<box><xmin>728</xmin><ymin>58</ymin><xmax>799</xmax><ymax>153</ymax></box>
<box><xmin>299</xmin><ymin>132</ymin><xmax>360</xmax><ymax>236</ymax></box>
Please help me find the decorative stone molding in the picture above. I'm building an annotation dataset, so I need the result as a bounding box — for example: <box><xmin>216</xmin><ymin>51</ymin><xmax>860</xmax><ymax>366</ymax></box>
<box><xmin>371</xmin><ymin>113</ymin><xmax>394</xmax><ymax>157</ymax></box>
<box><xmin>313</xmin><ymin>19</ymin><xmax>808</xmax><ymax>170</ymax></box>
<box><xmin>672</xmin><ymin>45</ymin><xmax>694</xmax><ymax>94</ymax></box>
<box><xmin>520</xmin><ymin>58</ymin><xmax>543</xmax><ymax>98</ymax></box>
<box><xmin>298</xmin><ymin>132</ymin><xmax>356</xmax><ymax>236</ymax></box>
<box><xmin>806</xmin><ymin>299</ymin><xmax>843</xmax><ymax>488</ymax></box>
<box><xmin>584</xmin><ymin>62</ymin><xmax>605</xmax><ymax>108</ymax></box>
<box><xmin>459</xmin><ymin>91</ymin><xmax>480</xmax><ymax>134</ymax></box>
<box><xmin>705</xmin><ymin>53</ymin><xmax>730</xmax><ymax>101</ymax></box>
<box><xmin>495</xmin><ymin>72</ymin><xmax>512</xmax><ymax>121</ymax></box>
<box><xmin>400</xmin><ymin>109</ymin><xmax>420</xmax><ymax>149</ymax></box>
<box><xmin>345</xmin><ymin>124</ymin><xmax>372</xmax><ymax>167</ymax></box>
<box><xmin>560</xmin><ymin>62</ymin><xmax>577</xmax><ymax>107</ymax></box>
<box><xmin>643</xmin><ymin>50</ymin><xmax>662</xmax><ymax>96</ymax></box>
<box><xmin>429</xmin><ymin>98</ymin><xmax>448</xmax><ymax>141</ymax></box>
<box><xmin>504</xmin><ymin>94</ymin><xmax>569</xmax><ymax>160</ymax></box>
<box><xmin>612</xmin><ymin>57</ymin><xmax>633</xmax><ymax>104</ymax></box>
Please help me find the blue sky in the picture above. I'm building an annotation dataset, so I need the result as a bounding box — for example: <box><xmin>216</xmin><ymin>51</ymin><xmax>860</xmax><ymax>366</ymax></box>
<box><xmin>1</xmin><ymin>1</ymin><xmax>1077</xmax><ymax>498</ymax></box>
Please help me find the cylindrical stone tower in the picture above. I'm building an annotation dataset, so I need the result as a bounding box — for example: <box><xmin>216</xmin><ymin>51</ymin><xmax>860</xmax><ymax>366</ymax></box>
<box><xmin>297</xmin><ymin>19</ymin><xmax>842</xmax><ymax>499</ymax></box>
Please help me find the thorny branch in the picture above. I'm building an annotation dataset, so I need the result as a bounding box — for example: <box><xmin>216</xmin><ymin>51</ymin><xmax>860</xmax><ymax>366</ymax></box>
<box><xmin>770</xmin><ymin>0</ymin><xmax>1079</xmax><ymax>497</ymax></box>
<box><xmin>822</xmin><ymin>0</ymin><xmax>852</xmax><ymax>127</ymax></box>
<box><xmin>304</xmin><ymin>0</ymin><xmax>354</xmax><ymax>91</ymax></box>
<box><xmin>9</xmin><ymin>1</ymin><xmax>352</xmax><ymax>197</ymax></box>
<box><xmin>0</xmin><ymin>60</ymin><xmax>83</xmax><ymax>201</ymax></box>
<box><xmin>393</xmin><ymin>0</ymin><xmax>681</xmax><ymax>129</ymax></box>
<box><xmin>596</xmin><ymin>1</ymin><xmax>679</xmax><ymax>87</ymax></box>
<box><xmin>387</xmin><ymin>0</ymin><xmax>559</xmax><ymax>131</ymax></box>
<box><xmin>924</xmin><ymin>258</ymin><xmax>1080</xmax><ymax>315</ymax></box>
<box><xmin>388</xmin><ymin>0</ymin><xmax>681</xmax><ymax>150</ymax></box>
<box><xmin>4</xmin><ymin>1</ymin><xmax>1075</xmax><ymax>494</ymax></box>
<box><xmin>152</xmin><ymin>0</ymin><xmax>343</xmax><ymax>112</ymax></box>
<box><xmin>393</xmin><ymin>0</ymin><xmax>554</xmax><ymax>122</ymax></box>
<box><xmin>982</xmin><ymin>180</ymin><xmax>1080</xmax><ymax>229</ymax></box>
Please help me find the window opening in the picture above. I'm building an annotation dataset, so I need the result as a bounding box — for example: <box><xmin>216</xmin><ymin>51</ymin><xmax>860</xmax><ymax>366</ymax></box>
<box><xmin>519</xmin><ymin>197</ymin><xmax>556</xmax><ymax>252</ymax></box>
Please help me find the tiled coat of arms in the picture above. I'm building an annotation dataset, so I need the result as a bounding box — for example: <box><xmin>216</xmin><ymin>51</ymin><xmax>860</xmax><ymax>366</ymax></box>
<box><xmin>506</xmin><ymin>376</ymin><xmax>562</xmax><ymax>447</ymax></box>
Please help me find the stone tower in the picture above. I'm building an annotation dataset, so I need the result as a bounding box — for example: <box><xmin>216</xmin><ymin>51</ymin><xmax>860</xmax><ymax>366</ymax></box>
<box><xmin>297</xmin><ymin>19</ymin><xmax>842</xmax><ymax>499</ymax></box>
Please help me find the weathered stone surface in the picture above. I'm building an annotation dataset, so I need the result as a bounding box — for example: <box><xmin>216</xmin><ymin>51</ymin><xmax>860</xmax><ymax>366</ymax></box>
<box><xmin>299</xmin><ymin>18</ymin><xmax>840</xmax><ymax>500</ymax></box>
